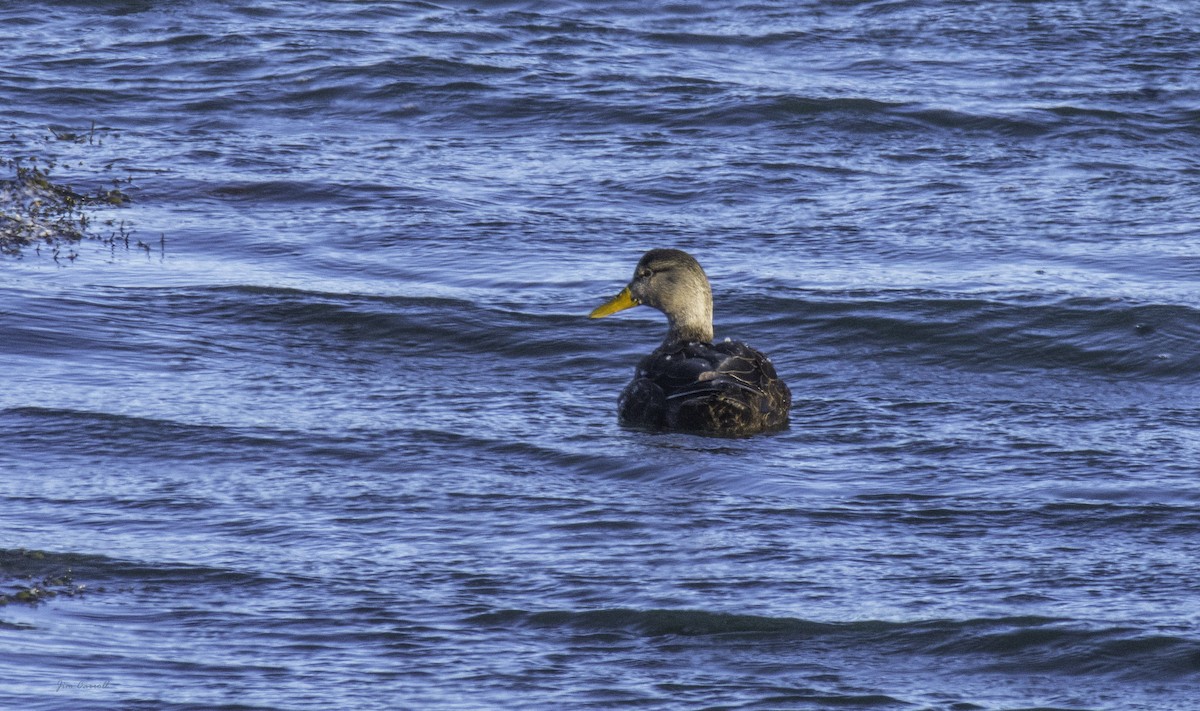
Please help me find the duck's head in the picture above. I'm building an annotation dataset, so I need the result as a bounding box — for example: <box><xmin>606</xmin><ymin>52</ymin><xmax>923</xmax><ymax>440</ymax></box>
<box><xmin>589</xmin><ymin>248</ymin><xmax>714</xmax><ymax>344</ymax></box>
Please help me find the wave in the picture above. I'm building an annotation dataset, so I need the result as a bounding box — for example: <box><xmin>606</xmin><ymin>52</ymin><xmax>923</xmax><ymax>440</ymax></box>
<box><xmin>0</xmin><ymin>406</ymin><xmax>386</xmax><ymax>472</ymax></box>
<box><xmin>0</xmin><ymin>547</ymin><xmax>284</xmax><ymax>597</ymax></box>
<box><xmin>361</xmin><ymin>88</ymin><xmax>1075</xmax><ymax>140</ymax></box>
<box><xmin>147</xmin><ymin>284</ymin><xmax>603</xmax><ymax>361</ymax></box>
<box><xmin>115</xmin><ymin>283</ymin><xmax>1200</xmax><ymax>383</ymax></box>
<box><xmin>470</xmin><ymin>607</ymin><xmax>1200</xmax><ymax>681</ymax></box>
<box><xmin>753</xmin><ymin>292</ymin><xmax>1200</xmax><ymax>379</ymax></box>
<box><xmin>198</xmin><ymin>284</ymin><xmax>1200</xmax><ymax>378</ymax></box>
<box><xmin>1</xmin><ymin>406</ymin><xmax>288</xmax><ymax>454</ymax></box>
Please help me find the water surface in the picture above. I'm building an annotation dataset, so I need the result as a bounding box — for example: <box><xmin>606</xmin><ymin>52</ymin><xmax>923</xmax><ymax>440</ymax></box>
<box><xmin>2</xmin><ymin>1</ymin><xmax>1199</xmax><ymax>709</ymax></box>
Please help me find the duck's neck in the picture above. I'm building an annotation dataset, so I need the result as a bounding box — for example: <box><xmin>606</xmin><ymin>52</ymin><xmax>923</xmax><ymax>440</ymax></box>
<box><xmin>664</xmin><ymin>302</ymin><xmax>713</xmax><ymax>344</ymax></box>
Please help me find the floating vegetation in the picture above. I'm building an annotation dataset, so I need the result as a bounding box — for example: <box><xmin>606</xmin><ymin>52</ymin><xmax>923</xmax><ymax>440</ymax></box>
<box><xmin>1</xmin><ymin>124</ymin><xmax>153</xmax><ymax>262</ymax></box>
<box><xmin>0</xmin><ymin>549</ymin><xmax>87</xmax><ymax>606</ymax></box>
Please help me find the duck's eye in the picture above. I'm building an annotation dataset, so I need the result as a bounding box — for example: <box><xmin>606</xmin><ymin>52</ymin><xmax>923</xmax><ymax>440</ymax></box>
<box><xmin>638</xmin><ymin>268</ymin><xmax>653</xmax><ymax>279</ymax></box>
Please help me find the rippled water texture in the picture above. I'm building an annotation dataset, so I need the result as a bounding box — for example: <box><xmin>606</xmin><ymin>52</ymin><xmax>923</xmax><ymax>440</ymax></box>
<box><xmin>2</xmin><ymin>1</ymin><xmax>1199</xmax><ymax>709</ymax></box>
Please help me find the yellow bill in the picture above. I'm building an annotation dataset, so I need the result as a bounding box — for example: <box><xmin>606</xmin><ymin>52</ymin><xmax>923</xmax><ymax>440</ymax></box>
<box><xmin>589</xmin><ymin>287</ymin><xmax>640</xmax><ymax>318</ymax></box>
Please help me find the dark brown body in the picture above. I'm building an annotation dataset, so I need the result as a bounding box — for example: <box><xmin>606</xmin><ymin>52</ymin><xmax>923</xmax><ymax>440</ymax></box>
<box><xmin>618</xmin><ymin>339</ymin><xmax>791</xmax><ymax>436</ymax></box>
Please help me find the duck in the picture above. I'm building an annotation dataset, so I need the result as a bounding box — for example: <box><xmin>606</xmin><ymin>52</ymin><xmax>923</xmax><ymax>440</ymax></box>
<box><xmin>589</xmin><ymin>248</ymin><xmax>790</xmax><ymax>436</ymax></box>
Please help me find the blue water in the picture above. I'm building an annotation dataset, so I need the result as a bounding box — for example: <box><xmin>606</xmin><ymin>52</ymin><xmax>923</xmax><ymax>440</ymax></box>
<box><xmin>3</xmin><ymin>1</ymin><xmax>1200</xmax><ymax>709</ymax></box>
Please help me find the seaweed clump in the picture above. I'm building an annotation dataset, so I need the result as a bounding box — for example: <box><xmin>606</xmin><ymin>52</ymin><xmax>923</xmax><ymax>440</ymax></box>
<box><xmin>1</xmin><ymin>125</ymin><xmax>140</xmax><ymax>261</ymax></box>
<box><xmin>0</xmin><ymin>549</ymin><xmax>87</xmax><ymax>606</ymax></box>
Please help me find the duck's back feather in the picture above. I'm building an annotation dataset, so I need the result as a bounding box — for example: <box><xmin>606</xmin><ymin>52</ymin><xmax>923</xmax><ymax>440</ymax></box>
<box><xmin>617</xmin><ymin>340</ymin><xmax>790</xmax><ymax>436</ymax></box>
